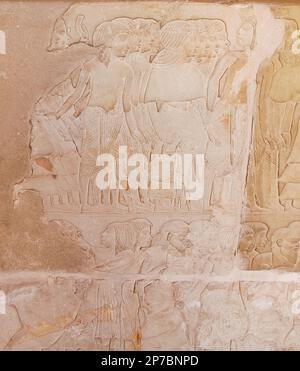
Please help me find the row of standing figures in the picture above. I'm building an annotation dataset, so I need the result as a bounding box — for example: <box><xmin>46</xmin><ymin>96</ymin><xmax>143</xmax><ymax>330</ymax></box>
<box><xmin>20</xmin><ymin>18</ymin><xmax>255</xmax><ymax>213</ymax></box>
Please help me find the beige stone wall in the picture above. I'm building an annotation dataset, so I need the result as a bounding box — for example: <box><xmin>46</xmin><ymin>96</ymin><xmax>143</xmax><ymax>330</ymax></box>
<box><xmin>1</xmin><ymin>1</ymin><xmax>300</xmax><ymax>350</ymax></box>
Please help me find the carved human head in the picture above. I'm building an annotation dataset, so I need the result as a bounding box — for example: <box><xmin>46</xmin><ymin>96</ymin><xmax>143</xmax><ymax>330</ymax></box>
<box><xmin>237</xmin><ymin>21</ymin><xmax>255</xmax><ymax>50</ymax></box>
<box><xmin>98</xmin><ymin>44</ymin><xmax>111</xmax><ymax>64</ymax></box>
<box><xmin>100</xmin><ymin>222</ymin><xmax>136</xmax><ymax>254</ymax></box>
<box><xmin>272</xmin><ymin>222</ymin><xmax>300</xmax><ymax>252</ymax></box>
<box><xmin>131</xmin><ymin>219</ymin><xmax>153</xmax><ymax>249</ymax></box>
<box><xmin>160</xmin><ymin>220</ymin><xmax>192</xmax><ymax>253</ymax></box>
<box><xmin>48</xmin><ymin>17</ymin><xmax>71</xmax><ymax>51</ymax></box>
<box><xmin>111</xmin><ymin>32</ymin><xmax>130</xmax><ymax>57</ymax></box>
<box><xmin>239</xmin><ymin>222</ymin><xmax>269</xmax><ymax>254</ymax></box>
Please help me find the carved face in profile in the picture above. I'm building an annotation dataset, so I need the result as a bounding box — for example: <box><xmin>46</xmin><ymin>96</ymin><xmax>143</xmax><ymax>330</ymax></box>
<box><xmin>239</xmin><ymin>225</ymin><xmax>255</xmax><ymax>252</ymax></box>
<box><xmin>48</xmin><ymin>17</ymin><xmax>71</xmax><ymax>52</ymax></box>
<box><xmin>168</xmin><ymin>229</ymin><xmax>192</xmax><ymax>252</ymax></box>
<box><xmin>100</xmin><ymin>226</ymin><xmax>115</xmax><ymax>249</ymax></box>
<box><xmin>183</xmin><ymin>33</ymin><xmax>197</xmax><ymax>57</ymax></box>
<box><xmin>158</xmin><ymin>221</ymin><xmax>192</xmax><ymax>254</ymax></box>
<box><xmin>137</xmin><ymin>226</ymin><xmax>152</xmax><ymax>249</ymax></box>
<box><xmin>274</xmin><ymin>235</ymin><xmax>300</xmax><ymax>252</ymax></box>
<box><xmin>213</xmin><ymin>35</ymin><xmax>230</xmax><ymax>57</ymax></box>
<box><xmin>279</xmin><ymin>43</ymin><xmax>297</xmax><ymax>66</ymax></box>
<box><xmin>111</xmin><ymin>33</ymin><xmax>130</xmax><ymax>57</ymax></box>
<box><xmin>128</xmin><ymin>33</ymin><xmax>140</xmax><ymax>53</ymax></box>
<box><xmin>239</xmin><ymin>223</ymin><xmax>269</xmax><ymax>257</ymax></box>
<box><xmin>237</xmin><ymin>22</ymin><xmax>254</xmax><ymax>50</ymax></box>
<box><xmin>197</xmin><ymin>39</ymin><xmax>214</xmax><ymax>59</ymax></box>
<box><xmin>272</xmin><ymin>223</ymin><xmax>300</xmax><ymax>266</ymax></box>
<box><xmin>98</xmin><ymin>46</ymin><xmax>111</xmax><ymax>64</ymax></box>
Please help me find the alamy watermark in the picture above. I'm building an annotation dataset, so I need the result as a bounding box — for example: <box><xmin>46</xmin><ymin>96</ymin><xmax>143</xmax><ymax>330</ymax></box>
<box><xmin>95</xmin><ymin>146</ymin><xmax>205</xmax><ymax>201</ymax></box>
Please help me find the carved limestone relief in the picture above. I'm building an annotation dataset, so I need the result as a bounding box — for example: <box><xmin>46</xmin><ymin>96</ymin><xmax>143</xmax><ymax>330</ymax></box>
<box><xmin>11</xmin><ymin>2</ymin><xmax>284</xmax><ymax>277</ymax></box>
<box><xmin>3</xmin><ymin>0</ymin><xmax>300</xmax><ymax>352</ymax></box>
<box><xmin>240</xmin><ymin>7</ymin><xmax>300</xmax><ymax>271</ymax></box>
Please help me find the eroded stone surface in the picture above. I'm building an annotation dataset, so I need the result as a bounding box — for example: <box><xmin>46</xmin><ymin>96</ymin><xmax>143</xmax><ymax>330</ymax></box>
<box><xmin>1</xmin><ymin>277</ymin><xmax>300</xmax><ymax>351</ymax></box>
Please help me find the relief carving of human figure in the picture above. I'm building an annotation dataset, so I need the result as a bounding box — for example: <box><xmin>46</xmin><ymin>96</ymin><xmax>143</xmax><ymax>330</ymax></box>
<box><xmin>95</xmin><ymin>219</ymin><xmax>153</xmax><ymax>273</ymax></box>
<box><xmin>248</xmin><ymin>20</ymin><xmax>300</xmax><ymax>211</ymax></box>
<box><xmin>206</xmin><ymin>18</ymin><xmax>255</xmax><ymax>211</ymax></box>
<box><xmin>52</xmin><ymin>21</ymin><xmax>136</xmax><ymax>211</ymax></box>
<box><xmin>137</xmin><ymin>280</ymin><xmax>190</xmax><ymax>350</ymax></box>
<box><xmin>143</xmin><ymin>20</ymin><xmax>231</xmax><ymax>211</ymax></box>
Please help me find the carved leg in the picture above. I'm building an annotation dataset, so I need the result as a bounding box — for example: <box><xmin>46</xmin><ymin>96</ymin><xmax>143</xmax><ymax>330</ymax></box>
<box><xmin>102</xmin><ymin>189</ymin><xmax>110</xmax><ymax>207</ymax></box>
<box><xmin>111</xmin><ymin>190</ymin><xmax>127</xmax><ymax>211</ymax></box>
<box><xmin>203</xmin><ymin>167</ymin><xmax>214</xmax><ymax>210</ymax></box>
<box><xmin>139</xmin><ymin>189</ymin><xmax>154</xmax><ymax>209</ymax></box>
<box><xmin>79</xmin><ymin>176</ymin><xmax>89</xmax><ymax>211</ymax></box>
